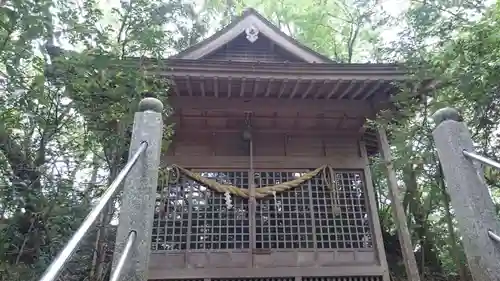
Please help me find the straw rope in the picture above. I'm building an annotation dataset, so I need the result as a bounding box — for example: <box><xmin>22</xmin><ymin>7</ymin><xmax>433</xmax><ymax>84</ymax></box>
<box><xmin>163</xmin><ymin>164</ymin><xmax>338</xmax><ymax>201</ymax></box>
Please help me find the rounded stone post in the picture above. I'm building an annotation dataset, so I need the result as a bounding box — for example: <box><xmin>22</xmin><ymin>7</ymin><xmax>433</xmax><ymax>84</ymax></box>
<box><xmin>432</xmin><ymin>107</ymin><xmax>500</xmax><ymax>281</ymax></box>
<box><xmin>112</xmin><ymin>98</ymin><xmax>164</xmax><ymax>281</ymax></box>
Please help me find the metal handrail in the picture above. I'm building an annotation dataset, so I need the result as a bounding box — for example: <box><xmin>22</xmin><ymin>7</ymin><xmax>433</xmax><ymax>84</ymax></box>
<box><xmin>109</xmin><ymin>231</ymin><xmax>137</xmax><ymax>281</ymax></box>
<box><xmin>463</xmin><ymin>150</ymin><xmax>500</xmax><ymax>170</ymax></box>
<box><xmin>38</xmin><ymin>141</ymin><xmax>148</xmax><ymax>281</ymax></box>
<box><xmin>463</xmin><ymin>150</ymin><xmax>500</xmax><ymax>244</ymax></box>
<box><xmin>488</xmin><ymin>230</ymin><xmax>500</xmax><ymax>243</ymax></box>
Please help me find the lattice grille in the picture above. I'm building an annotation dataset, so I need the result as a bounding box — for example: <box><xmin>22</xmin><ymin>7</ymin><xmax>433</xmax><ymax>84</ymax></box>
<box><xmin>213</xmin><ymin>278</ymin><xmax>294</xmax><ymax>281</ymax></box>
<box><xmin>152</xmin><ymin>169</ymin><xmax>372</xmax><ymax>251</ymax></box>
<box><xmin>313</xmin><ymin>171</ymin><xmax>372</xmax><ymax>249</ymax></box>
<box><xmin>152</xmin><ymin>170</ymin><xmax>250</xmax><ymax>251</ymax></box>
<box><xmin>152</xmin><ymin>169</ymin><xmax>189</xmax><ymax>251</ymax></box>
<box><xmin>190</xmin><ymin>171</ymin><xmax>250</xmax><ymax>250</ymax></box>
<box><xmin>255</xmin><ymin>171</ymin><xmax>314</xmax><ymax>249</ymax></box>
<box><xmin>160</xmin><ymin>277</ymin><xmax>383</xmax><ymax>281</ymax></box>
<box><xmin>303</xmin><ymin>277</ymin><xmax>383</xmax><ymax>281</ymax></box>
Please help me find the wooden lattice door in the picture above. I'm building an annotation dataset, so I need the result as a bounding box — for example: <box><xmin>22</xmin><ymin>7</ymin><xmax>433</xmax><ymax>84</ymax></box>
<box><xmin>151</xmin><ymin>167</ymin><xmax>375</xmax><ymax>268</ymax></box>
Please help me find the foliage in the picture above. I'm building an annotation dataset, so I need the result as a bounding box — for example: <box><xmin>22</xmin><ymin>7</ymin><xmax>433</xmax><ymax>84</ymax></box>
<box><xmin>0</xmin><ymin>0</ymin><xmax>206</xmax><ymax>280</ymax></box>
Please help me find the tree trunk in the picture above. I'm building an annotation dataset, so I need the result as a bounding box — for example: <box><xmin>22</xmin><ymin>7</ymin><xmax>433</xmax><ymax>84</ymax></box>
<box><xmin>402</xmin><ymin>165</ymin><xmax>443</xmax><ymax>274</ymax></box>
<box><xmin>377</xmin><ymin>126</ymin><xmax>422</xmax><ymax>281</ymax></box>
<box><xmin>438</xmin><ymin>163</ymin><xmax>469</xmax><ymax>281</ymax></box>
<box><xmin>88</xmin><ymin>155</ymin><xmax>106</xmax><ymax>281</ymax></box>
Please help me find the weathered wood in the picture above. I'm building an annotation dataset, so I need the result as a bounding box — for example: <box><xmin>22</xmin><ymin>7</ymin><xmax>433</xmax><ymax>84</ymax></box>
<box><xmin>145</xmin><ymin>8</ymin><xmax>403</xmax><ymax>280</ymax></box>
<box><xmin>148</xmin><ymin>262</ymin><xmax>385</xmax><ymax>280</ymax></box>
<box><xmin>172</xmin><ymin>8</ymin><xmax>329</xmax><ymax>63</ymax></box>
<box><xmin>376</xmin><ymin>126</ymin><xmax>421</xmax><ymax>281</ymax></box>
<box><xmin>162</xmin><ymin>155</ymin><xmax>365</xmax><ymax>170</ymax></box>
<box><xmin>432</xmin><ymin>108</ymin><xmax>500</xmax><ymax>281</ymax></box>
<box><xmin>171</xmin><ymin>127</ymin><xmax>365</xmax><ymax>136</ymax></box>
<box><xmin>163</xmin><ymin>70</ymin><xmax>405</xmax><ymax>85</ymax></box>
<box><xmin>168</xmin><ymin>131</ymin><xmax>362</xmax><ymax>157</ymax></box>
<box><xmin>359</xmin><ymin>141</ymin><xmax>391</xmax><ymax>281</ymax></box>
<box><xmin>166</xmin><ymin>73</ymin><xmax>400</xmax><ymax>101</ymax></box>
<box><xmin>169</xmin><ymin>96</ymin><xmax>375</xmax><ymax>116</ymax></box>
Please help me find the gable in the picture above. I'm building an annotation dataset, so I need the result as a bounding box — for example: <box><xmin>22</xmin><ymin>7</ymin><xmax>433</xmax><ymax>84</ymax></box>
<box><xmin>172</xmin><ymin>8</ymin><xmax>331</xmax><ymax>63</ymax></box>
<box><xmin>202</xmin><ymin>32</ymin><xmax>305</xmax><ymax>63</ymax></box>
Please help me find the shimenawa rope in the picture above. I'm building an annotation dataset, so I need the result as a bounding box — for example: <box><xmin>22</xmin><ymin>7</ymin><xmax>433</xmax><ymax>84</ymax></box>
<box><xmin>162</xmin><ymin>164</ymin><xmax>339</xmax><ymax>203</ymax></box>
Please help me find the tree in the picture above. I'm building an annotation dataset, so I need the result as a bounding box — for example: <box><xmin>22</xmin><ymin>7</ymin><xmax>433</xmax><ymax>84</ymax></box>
<box><xmin>3</xmin><ymin>0</ymin><xmax>500</xmax><ymax>280</ymax></box>
<box><xmin>0</xmin><ymin>0</ymin><xmax>208</xmax><ymax>280</ymax></box>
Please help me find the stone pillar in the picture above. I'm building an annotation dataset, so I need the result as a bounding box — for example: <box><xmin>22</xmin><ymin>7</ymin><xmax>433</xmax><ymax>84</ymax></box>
<box><xmin>112</xmin><ymin>97</ymin><xmax>164</xmax><ymax>281</ymax></box>
<box><xmin>432</xmin><ymin>107</ymin><xmax>500</xmax><ymax>281</ymax></box>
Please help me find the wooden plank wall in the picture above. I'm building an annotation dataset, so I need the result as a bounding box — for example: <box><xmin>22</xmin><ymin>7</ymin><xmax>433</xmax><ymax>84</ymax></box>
<box><xmin>163</xmin><ymin>131</ymin><xmax>365</xmax><ymax>169</ymax></box>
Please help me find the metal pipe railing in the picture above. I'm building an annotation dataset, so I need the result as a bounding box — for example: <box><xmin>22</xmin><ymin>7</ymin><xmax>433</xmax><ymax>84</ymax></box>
<box><xmin>109</xmin><ymin>231</ymin><xmax>137</xmax><ymax>281</ymax></box>
<box><xmin>38</xmin><ymin>141</ymin><xmax>148</xmax><ymax>281</ymax></box>
<box><xmin>463</xmin><ymin>151</ymin><xmax>500</xmax><ymax>245</ymax></box>
<box><xmin>463</xmin><ymin>150</ymin><xmax>500</xmax><ymax>170</ymax></box>
<box><xmin>488</xmin><ymin>230</ymin><xmax>500</xmax><ymax>243</ymax></box>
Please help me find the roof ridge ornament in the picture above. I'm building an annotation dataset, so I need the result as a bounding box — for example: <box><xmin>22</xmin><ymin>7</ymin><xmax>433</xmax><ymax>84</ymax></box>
<box><xmin>245</xmin><ymin>25</ymin><xmax>259</xmax><ymax>43</ymax></box>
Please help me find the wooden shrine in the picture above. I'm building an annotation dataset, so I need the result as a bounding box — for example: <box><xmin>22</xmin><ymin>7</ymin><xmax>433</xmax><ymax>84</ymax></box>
<box><xmin>149</xmin><ymin>8</ymin><xmax>407</xmax><ymax>281</ymax></box>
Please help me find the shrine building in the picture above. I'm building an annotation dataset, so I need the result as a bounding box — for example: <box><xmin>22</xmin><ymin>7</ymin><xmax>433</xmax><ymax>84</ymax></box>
<box><xmin>150</xmin><ymin>8</ymin><xmax>408</xmax><ymax>281</ymax></box>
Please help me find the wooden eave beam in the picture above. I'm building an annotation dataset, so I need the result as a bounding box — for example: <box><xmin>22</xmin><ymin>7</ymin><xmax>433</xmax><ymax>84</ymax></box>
<box><xmin>186</xmin><ymin>75</ymin><xmax>193</xmax><ymax>96</ymax></box>
<box><xmin>313</xmin><ymin>80</ymin><xmax>329</xmax><ymax>99</ymax></box>
<box><xmin>169</xmin><ymin>96</ymin><xmax>372</xmax><ymax>115</ymax></box>
<box><xmin>172</xmin><ymin>127</ymin><xmax>368</xmax><ymax>137</ymax></box>
<box><xmin>301</xmin><ymin>81</ymin><xmax>315</xmax><ymax>99</ymax></box>
<box><xmin>337</xmin><ymin>81</ymin><xmax>356</xmax><ymax>99</ymax></box>
<box><xmin>200</xmin><ymin>76</ymin><xmax>206</xmax><ymax>96</ymax></box>
<box><xmin>350</xmin><ymin>80</ymin><xmax>369</xmax><ymax>100</ymax></box>
<box><xmin>360</xmin><ymin>80</ymin><xmax>384</xmax><ymax>100</ymax></box>
<box><xmin>213</xmin><ymin>77</ymin><xmax>219</xmax><ymax>97</ymax></box>
<box><xmin>277</xmin><ymin>79</ymin><xmax>287</xmax><ymax>98</ymax></box>
<box><xmin>173</xmin><ymin>114</ymin><xmax>351</xmax><ymax>122</ymax></box>
<box><xmin>158</xmin><ymin>62</ymin><xmax>407</xmax><ymax>81</ymax></box>
<box><xmin>163</xmin><ymin>59</ymin><xmax>403</xmax><ymax>71</ymax></box>
<box><xmin>252</xmin><ymin>78</ymin><xmax>260</xmax><ymax>97</ymax></box>
<box><xmin>326</xmin><ymin>80</ymin><xmax>343</xmax><ymax>99</ymax></box>
<box><xmin>264</xmin><ymin>79</ymin><xmax>274</xmax><ymax>97</ymax></box>
<box><xmin>161</xmin><ymin>68</ymin><xmax>407</xmax><ymax>81</ymax></box>
<box><xmin>289</xmin><ymin>79</ymin><xmax>301</xmax><ymax>99</ymax></box>
<box><xmin>239</xmin><ymin>77</ymin><xmax>246</xmax><ymax>97</ymax></box>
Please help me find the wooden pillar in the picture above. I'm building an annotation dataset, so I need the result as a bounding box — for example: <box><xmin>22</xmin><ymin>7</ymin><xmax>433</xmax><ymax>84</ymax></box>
<box><xmin>432</xmin><ymin>108</ymin><xmax>500</xmax><ymax>281</ymax></box>
<box><xmin>359</xmin><ymin>141</ymin><xmax>391</xmax><ymax>281</ymax></box>
<box><xmin>377</xmin><ymin>126</ymin><xmax>421</xmax><ymax>281</ymax></box>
